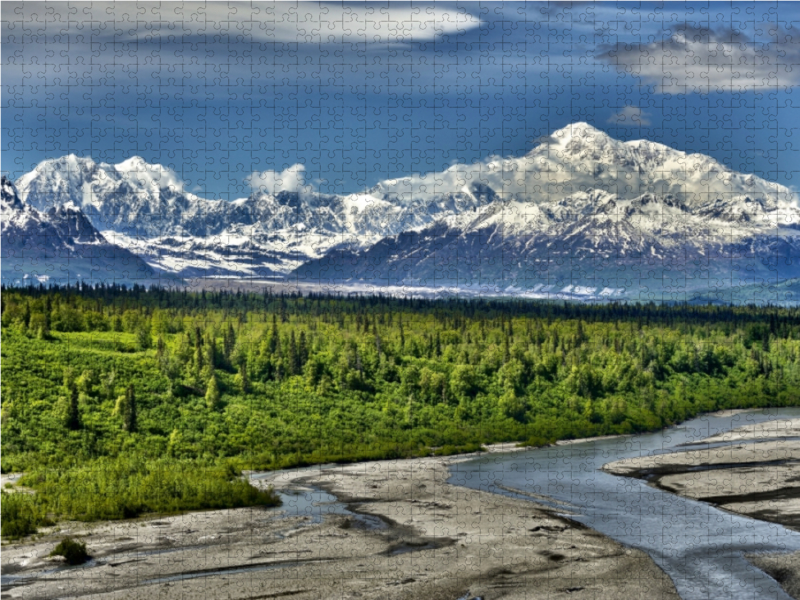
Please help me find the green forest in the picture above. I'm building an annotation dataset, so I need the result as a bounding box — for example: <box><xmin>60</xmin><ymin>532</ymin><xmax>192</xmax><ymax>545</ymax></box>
<box><xmin>3</xmin><ymin>284</ymin><xmax>800</xmax><ymax>538</ymax></box>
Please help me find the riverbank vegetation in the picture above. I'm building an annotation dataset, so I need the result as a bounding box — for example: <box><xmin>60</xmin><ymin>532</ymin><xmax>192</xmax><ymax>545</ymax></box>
<box><xmin>3</xmin><ymin>284</ymin><xmax>800</xmax><ymax>536</ymax></box>
<box><xmin>49</xmin><ymin>537</ymin><xmax>89</xmax><ymax>565</ymax></box>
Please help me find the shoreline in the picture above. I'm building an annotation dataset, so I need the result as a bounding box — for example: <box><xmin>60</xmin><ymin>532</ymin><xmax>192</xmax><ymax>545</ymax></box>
<box><xmin>602</xmin><ymin>418</ymin><xmax>800</xmax><ymax>599</ymax></box>
<box><xmin>3</xmin><ymin>407</ymin><xmax>796</xmax><ymax>600</ymax></box>
<box><xmin>1</xmin><ymin>452</ymin><xmax>680</xmax><ymax>600</ymax></box>
<box><xmin>601</xmin><ymin>420</ymin><xmax>800</xmax><ymax>532</ymax></box>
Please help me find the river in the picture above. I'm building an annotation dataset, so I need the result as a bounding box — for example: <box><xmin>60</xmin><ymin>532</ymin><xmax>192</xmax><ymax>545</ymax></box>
<box><xmin>448</xmin><ymin>408</ymin><xmax>800</xmax><ymax>600</ymax></box>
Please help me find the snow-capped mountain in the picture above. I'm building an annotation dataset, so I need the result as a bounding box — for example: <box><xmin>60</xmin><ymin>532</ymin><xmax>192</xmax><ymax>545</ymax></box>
<box><xmin>11</xmin><ymin>123</ymin><xmax>800</xmax><ymax>298</ymax></box>
<box><xmin>14</xmin><ymin>154</ymin><xmax>498</xmax><ymax>277</ymax></box>
<box><xmin>294</xmin><ymin>190</ymin><xmax>800</xmax><ymax>299</ymax></box>
<box><xmin>1</xmin><ymin>177</ymin><xmax>171</xmax><ymax>286</ymax></box>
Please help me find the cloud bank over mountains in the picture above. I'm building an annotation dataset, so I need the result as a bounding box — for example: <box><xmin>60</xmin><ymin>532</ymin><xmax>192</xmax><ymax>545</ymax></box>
<box><xmin>246</xmin><ymin>164</ymin><xmax>315</xmax><ymax>196</ymax></box>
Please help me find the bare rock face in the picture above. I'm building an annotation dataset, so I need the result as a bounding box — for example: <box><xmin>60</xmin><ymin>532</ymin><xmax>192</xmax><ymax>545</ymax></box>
<box><xmin>1</xmin><ymin>176</ymin><xmax>164</xmax><ymax>286</ymax></box>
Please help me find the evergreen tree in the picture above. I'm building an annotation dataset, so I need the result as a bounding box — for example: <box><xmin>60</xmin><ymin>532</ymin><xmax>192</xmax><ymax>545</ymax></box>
<box><xmin>224</xmin><ymin>323</ymin><xmax>236</xmax><ymax>363</ymax></box>
<box><xmin>289</xmin><ymin>331</ymin><xmax>299</xmax><ymax>375</ymax></box>
<box><xmin>194</xmin><ymin>340</ymin><xmax>204</xmax><ymax>369</ymax></box>
<box><xmin>235</xmin><ymin>361</ymin><xmax>250</xmax><ymax>394</ymax></box>
<box><xmin>268</xmin><ymin>314</ymin><xmax>279</xmax><ymax>353</ymax></box>
<box><xmin>116</xmin><ymin>385</ymin><xmax>137</xmax><ymax>433</ymax></box>
<box><xmin>205</xmin><ymin>374</ymin><xmax>220</xmax><ymax>409</ymax></box>
<box><xmin>298</xmin><ymin>331</ymin><xmax>308</xmax><ymax>368</ymax></box>
<box><xmin>65</xmin><ymin>383</ymin><xmax>81</xmax><ymax>430</ymax></box>
<box><xmin>136</xmin><ymin>327</ymin><xmax>151</xmax><ymax>351</ymax></box>
<box><xmin>205</xmin><ymin>335</ymin><xmax>216</xmax><ymax>369</ymax></box>
<box><xmin>124</xmin><ymin>385</ymin><xmax>137</xmax><ymax>433</ymax></box>
<box><xmin>101</xmin><ymin>370</ymin><xmax>117</xmax><ymax>400</ymax></box>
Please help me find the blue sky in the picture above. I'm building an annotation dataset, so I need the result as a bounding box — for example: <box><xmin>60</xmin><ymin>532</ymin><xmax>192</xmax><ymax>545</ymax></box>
<box><xmin>4</xmin><ymin>1</ymin><xmax>800</xmax><ymax>199</ymax></box>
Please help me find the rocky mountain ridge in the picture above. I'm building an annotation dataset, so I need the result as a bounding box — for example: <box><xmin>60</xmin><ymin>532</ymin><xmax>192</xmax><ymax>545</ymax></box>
<box><xmin>10</xmin><ymin>123</ymin><xmax>800</xmax><ymax>298</ymax></box>
<box><xmin>1</xmin><ymin>177</ymin><xmax>169</xmax><ymax>286</ymax></box>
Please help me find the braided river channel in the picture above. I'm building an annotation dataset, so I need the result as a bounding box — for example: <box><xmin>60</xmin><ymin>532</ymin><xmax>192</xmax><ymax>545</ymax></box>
<box><xmin>448</xmin><ymin>408</ymin><xmax>800</xmax><ymax>600</ymax></box>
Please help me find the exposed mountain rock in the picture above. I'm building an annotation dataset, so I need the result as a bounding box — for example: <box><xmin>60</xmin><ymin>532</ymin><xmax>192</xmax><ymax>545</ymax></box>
<box><xmin>1</xmin><ymin>177</ymin><xmax>173</xmax><ymax>286</ymax></box>
<box><xmin>12</xmin><ymin>123</ymin><xmax>800</xmax><ymax>298</ymax></box>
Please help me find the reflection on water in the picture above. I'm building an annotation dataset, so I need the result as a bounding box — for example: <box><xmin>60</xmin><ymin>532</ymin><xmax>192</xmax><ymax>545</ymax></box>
<box><xmin>249</xmin><ymin>468</ymin><xmax>388</xmax><ymax>532</ymax></box>
<box><xmin>449</xmin><ymin>408</ymin><xmax>800</xmax><ymax>600</ymax></box>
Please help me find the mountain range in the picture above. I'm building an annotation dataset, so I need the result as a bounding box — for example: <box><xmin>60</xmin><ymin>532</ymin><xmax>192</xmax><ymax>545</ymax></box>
<box><xmin>1</xmin><ymin>176</ymin><xmax>172</xmax><ymax>287</ymax></box>
<box><xmin>6</xmin><ymin>123</ymin><xmax>800</xmax><ymax>301</ymax></box>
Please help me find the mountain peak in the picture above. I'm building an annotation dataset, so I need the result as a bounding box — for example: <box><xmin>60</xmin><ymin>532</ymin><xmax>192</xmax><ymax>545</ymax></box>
<box><xmin>550</xmin><ymin>122</ymin><xmax>609</xmax><ymax>144</ymax></box>
<box><xmin>115</xmin><ymin>155</ymin><xmax>151</xmax><ymax>171</ymax></box>
<box><xmin>1</xmin><ymin>176</ymin><xmax>24</xmax><ymax>211</ymax></box>
<box><xmin>41</xmin><ymin>154</ymin><xmax>97</xmax><ymax>170</ymax></box>
<box><xmin>114</xmin><ymin>157</ymin><xmax>185</xmax><ymax>192</ymax></box>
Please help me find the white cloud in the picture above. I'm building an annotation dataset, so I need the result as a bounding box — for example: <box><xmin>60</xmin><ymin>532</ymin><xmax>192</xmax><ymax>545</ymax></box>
<box><xmin>607</xmin><ymin>106</ymin><xmax>651</xmax><ymax>126</ymax></box>
<box><xmin>265</xmin><ymin>4</ymin><xmax>481</xmax><ymax>44</ymax></box>
<box><xmin>600</xmin><ymin>24</ymin><xmax>800</xmax><ymax>94</ymax></box>
<box><xmin>4</xmin><ymin>2</ymin><xmax>481</xmax><ymax>45</ymax></box>
<box><xmin>246</xmin><ymin>164</ymin><xmax>313</xmax><ymax>195</ymax></box>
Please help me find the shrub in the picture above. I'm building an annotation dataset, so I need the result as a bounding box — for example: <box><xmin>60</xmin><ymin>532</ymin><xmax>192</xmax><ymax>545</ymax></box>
<box><xmin>1</xmin><ymin>492</ymin><xmax>45</xmax><ymax>539</ymax></box>
<box><xmin>50</xmin><ymin>537</ymin><xmax>90</xmax><ymax>565</ymax></box>
<box><xmin>432</xmin><ymin>443</ymin><xmax>484</xmax><ymax>456</ymax></box>
<box><xmin>519</xmin><ymin>436</ymin><xmax>555</xmax><ymax>448</ymax></box>
<box><xmin>21</xmin><ymin>455</ymin><xmax>282</xmax><ymax>522</ymax></box>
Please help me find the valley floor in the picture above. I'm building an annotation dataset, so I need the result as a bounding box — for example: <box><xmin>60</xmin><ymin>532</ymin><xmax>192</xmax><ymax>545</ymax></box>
<box><xmin>7</xmin><ymin>417</ymin><xmax>800</xmax><ymax>600</ymax></box>
<box><xmin>1</xmin><ymin>446</ymin><xmax>679</xmax><ymax>600</ymax></box>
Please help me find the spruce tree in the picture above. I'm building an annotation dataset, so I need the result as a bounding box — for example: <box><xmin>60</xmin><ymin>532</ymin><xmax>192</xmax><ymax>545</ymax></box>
<box><xmin>289</xmin><ymin>331</ymin><xmax>298</xmax><ymax>375</ymax></box>
<box><xmin>235</xmin><ymin>362</ymin><xmax>250</xmax><ymax>393</ymax></box>
<box><xmin>101</xmin><ymin>370</ymin><xmax>117</xmax><ymax>400</ymax></box>
<box><xmin>116</xmin><ymin>385</ymin><xmax>137</xmax><ymax>433</ymax></box>
<box><xmin>65</xmin><ymin>384</ymin><xmax>81</xmax><ymax>430</ymax></box>
<box><xmin>268</xmin><ymin>314</ymin><xmax>279</xmax><ymax>353</ymax></box>
<box><xmin>298</xmin><ymin>331</ymin><xmax>308</xmax><ymax>368</ymax></box>
<box><xmin>124</xmin><ymin>384</ymin><xmax>137</xmax><ymax>433</ymax></box>
<box><xmin>205</xmin><ymin>375</ymin><xmax>220</xmax><ymax>409</ymax></box>
<box><xmin>136</xmin><ymin>327</ymin><xmax>151</xmax><ymax>351</ymax></box>
<box><xmin>205</xmin><ymin>335</ymin><xmax>216</xmax><ymax>369</ymax></box>
<box><xmin>224</xmin><ymin>323</ymin><xmax>236</xmax><ymax>363</ymax></box>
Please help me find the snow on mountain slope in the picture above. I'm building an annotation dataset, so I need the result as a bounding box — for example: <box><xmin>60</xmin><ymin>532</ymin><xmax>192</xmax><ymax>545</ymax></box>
<box><xmin>1</xmin><ymin>176</ymin><xmax>172</xmax><ymax>286</ymax></box>
<box><xmin>12</xmin><ymin>123</ymin><xmax>800</xmax><ymax>296</ymax></box>
<box><xmin>16</xmin><ymin>155</ymin><xmax>228</xmax><ymax>237</ymax></box>
<box><xmin>14</xmin><ymin>157</ymin><xmax>497</xmax><ymax>274</ymax></box>
<box><xmin>367</xmin><ymin>122</ymin><xmax>798</xmax><ymax>215</ymax></box>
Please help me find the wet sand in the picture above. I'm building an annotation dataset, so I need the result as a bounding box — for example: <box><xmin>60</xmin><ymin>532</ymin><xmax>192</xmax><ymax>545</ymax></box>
<box><xmin>1</xmin><ymin>451</ymin><xmax>679</xmax><ymax>600</ymax></box>
<box><xmin>684</xmin><ymin>416</ymin><xmax>800</xmax><ymax>445</ymax></box>
<box><xmin>555</xmin><ymin>434</ymin><xmax>630</xmax><ymax>446</ymax></box>
<box><xmin>603</xmin><ymin>418</ymin><xmax>800</xmax><ymax>599</ymax></box>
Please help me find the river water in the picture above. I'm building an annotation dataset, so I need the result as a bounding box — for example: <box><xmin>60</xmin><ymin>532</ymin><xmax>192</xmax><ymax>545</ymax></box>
<box><xmin>448</xmin><ymin>408</ymin><xmax>800</xmax><ymax>600</ymax></box>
